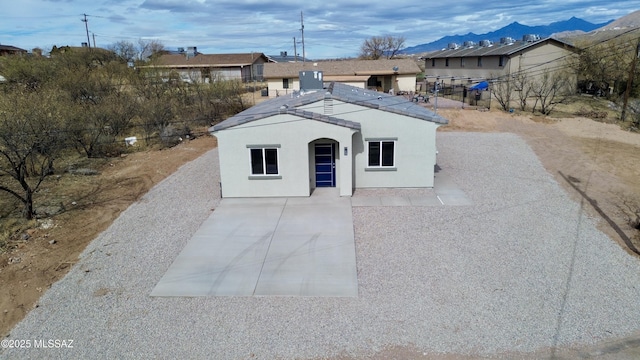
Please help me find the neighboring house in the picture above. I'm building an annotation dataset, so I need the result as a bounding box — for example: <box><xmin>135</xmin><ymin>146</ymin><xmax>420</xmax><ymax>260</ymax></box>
<box><xmin>267</xmin><ymin>51</ymin><xmax>312</xmax><ymax>63</ymax></box>
<box><xmin>0</xmin><ymin>44</ymin><xmax>27</xmax><ymax>56</ymax></box>
<box><xmin>264</xmin><ymin>59</ymin><xmax>421</xmax><ymax>97</ymax></box>
<box><xmin>209</xmin><ymin>81</ymin><xmax>447</xmax><ymax>198</ymax></box>
<box><xmin>422</xmin><ymin>36</ymin><xmax>577</xmax><ymax>88</ymax></box>
<box><xmin>49</xmin><ymin>45</ymin><xmax>114</xmax><ymax>57</ymax></box>
<box><xmin>148</xmin><ymin>48</ymin><xmax>271</xmax><ymax>83</ymax></box>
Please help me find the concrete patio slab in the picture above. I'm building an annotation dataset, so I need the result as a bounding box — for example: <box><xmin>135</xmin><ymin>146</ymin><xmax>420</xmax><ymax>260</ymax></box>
<box><xmin>434</xmin><ymin>172</ymin><xmax>473</xmax><ymax>206</ymax></box>
<box><xmin>151</xmin><ymin>193</ymin><xmax>357</xmax><ymax>297</ymax></box>
<box><xmin>409</xmin><ymin>195</ymin><xmax>443</xmax><ymax>206</ymax></box>
<box><xmin>350</xmin><ymin>196</ymin><xmax>384</xmax><ymax>207</ymax></box>
<box><xmin>380</xmin><ymin>196</ymin><xmax>412</xmax><ymax>206</ymax></box>
<box><xmin>350</xmin><ymin>171</ymin><xmax>471</xmax><ymax>207</ymax></box>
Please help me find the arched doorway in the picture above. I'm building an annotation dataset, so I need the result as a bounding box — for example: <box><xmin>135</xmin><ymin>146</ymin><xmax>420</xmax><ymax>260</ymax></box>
<box><xmin>309</xmin><ymin>138</ymin><xmax>339</xmax><ymax>190</ymax></box>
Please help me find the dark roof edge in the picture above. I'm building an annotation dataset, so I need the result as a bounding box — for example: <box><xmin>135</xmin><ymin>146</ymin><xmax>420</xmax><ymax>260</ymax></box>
<box><xmin>210</xmin><ymin>107</ymin><xmax>361</xmax><ymax>132</ymax></box>
<box><xmin>504</xmin><ymin>37</ymin><xmax>577</xmax><ymax>56</ymax></box>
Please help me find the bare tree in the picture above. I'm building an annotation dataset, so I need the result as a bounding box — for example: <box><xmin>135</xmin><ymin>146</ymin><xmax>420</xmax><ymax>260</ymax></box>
<box><xmin>531</xmin><ymin>70</ymin><xmax>573</xmax><ymax>115</ymax></box>
<box><xmin>109</xmin><ymin>40</ymin><xmax>137</xmax><ymax>63</ymax></box>
<box><xmin>490</xmin><ymin>76</ymin><xmax>512</xmax><ymax>111</ymax></box>
<box><xmin>0</xmin><ymin>88</ymin><xmax>67</xmax><ymax>219</ymax></box>
<box><xmin>137</xmin><ymin>39</ymin><xmax>165</xmax><ymax>62</ymax></box>
<box><xmin>108</xmin><ymin>39</ymin><xmax>164</xmax><ymax>63</ymax></box>
<box><xmin>359</xmin><ymin>35</ymin><xmax>406</xmax><ymax>60</ymax></box>
<box><xmin>513</xmin><ymin>72</ymin><xmax>532</xmax><ymax>111</ymax></box>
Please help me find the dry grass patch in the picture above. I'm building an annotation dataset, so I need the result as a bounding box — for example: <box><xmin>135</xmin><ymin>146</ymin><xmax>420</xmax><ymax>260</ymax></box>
<box><xmin>0</xmin><ymin>135</ymin><xmax>217</xmax><ymax>336</ymax></box>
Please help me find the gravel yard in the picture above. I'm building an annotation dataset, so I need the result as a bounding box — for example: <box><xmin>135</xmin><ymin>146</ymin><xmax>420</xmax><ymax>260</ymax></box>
<box><xmin>2</xmin><ymin>132</ymin><xmax>640</xmax><ymax>359</ymax></box>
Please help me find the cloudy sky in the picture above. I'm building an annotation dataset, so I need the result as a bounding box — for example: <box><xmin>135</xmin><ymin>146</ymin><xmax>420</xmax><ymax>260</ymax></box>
<box><xmin>1</xmin><ymin>1</ymin><xmax>637</xmax><ymax>58</ymax></box>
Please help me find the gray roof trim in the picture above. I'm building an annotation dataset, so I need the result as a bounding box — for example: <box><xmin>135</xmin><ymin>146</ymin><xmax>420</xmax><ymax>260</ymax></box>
<box><xmin>211</xmin><ymin>106</ymin><xmax>361</xmax><ymax>132</ymax></box>
<box><xmin>423</xmin><ymin>37</ymin><xmax>576</xmax><ymax>59</ymax></box>
<box><xmin>210</xmin><ymin>82</ymin><xmax>447</xmax><ymax>133</ymax></box>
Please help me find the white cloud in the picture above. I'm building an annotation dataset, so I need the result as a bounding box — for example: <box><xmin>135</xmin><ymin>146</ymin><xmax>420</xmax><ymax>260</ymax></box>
<box><xmin>0</xmin><ymin>0</ymin><xmax>637</xmax><ymax>58</ymax></box>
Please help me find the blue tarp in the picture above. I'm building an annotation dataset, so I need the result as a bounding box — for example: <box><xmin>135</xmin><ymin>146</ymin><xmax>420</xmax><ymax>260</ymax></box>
<box><xmin>468</xmin><ymin>81</ymin><xmax>489</xmax><ymax>91</ymax></box>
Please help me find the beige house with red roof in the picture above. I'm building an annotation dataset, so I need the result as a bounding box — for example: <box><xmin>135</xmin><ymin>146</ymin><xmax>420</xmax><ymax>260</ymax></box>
<box><xmin>148</xmin><ymin>49</ymin><xmax>271</xmax><ymax>83</ymax></box>
<box><xmin>263</xmin><ymin>59</ymin><xmax>421</xmax><ymax>97</ymax></box>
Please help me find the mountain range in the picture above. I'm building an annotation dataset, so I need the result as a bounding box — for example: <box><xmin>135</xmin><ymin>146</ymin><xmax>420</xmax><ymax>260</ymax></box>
<box><xmin>402</xmin><ymin>16</ymin><xmax>613</xmax><ymax>54</ymax></box>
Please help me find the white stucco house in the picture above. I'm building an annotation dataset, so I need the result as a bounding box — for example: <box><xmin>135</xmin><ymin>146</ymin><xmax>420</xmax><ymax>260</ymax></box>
<box><xmin>209</xmin><ymin>81</ymin><xmax>447</xmax><ymax>198</ymax></box>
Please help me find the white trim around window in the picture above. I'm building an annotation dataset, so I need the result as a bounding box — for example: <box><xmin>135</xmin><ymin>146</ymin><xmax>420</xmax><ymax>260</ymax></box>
<box><xmin>365</xmin><ymin>138</ymin><xmax>397</xmax><ymax>171</ymax></box>
<box><xmin>247</xmin><ymin>144</ymin><xmax>282</xmax><ymax>179</ymax></box>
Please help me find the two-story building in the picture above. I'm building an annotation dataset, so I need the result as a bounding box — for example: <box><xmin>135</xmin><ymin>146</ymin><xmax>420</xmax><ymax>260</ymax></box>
<box><xmin>422</xmin><ymin>36</ymin><xmax>577</xmax><ymax>91</ymax></box>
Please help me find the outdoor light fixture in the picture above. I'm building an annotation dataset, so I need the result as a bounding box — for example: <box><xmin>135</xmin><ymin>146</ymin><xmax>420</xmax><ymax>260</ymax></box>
<box><xmin>344</xmin><ymin>147</ymin><xmax>348</xmax><ymax>156</ymax></box>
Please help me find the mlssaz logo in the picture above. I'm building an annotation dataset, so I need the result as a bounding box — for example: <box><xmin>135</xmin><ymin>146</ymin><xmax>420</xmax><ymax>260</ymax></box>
<box><xmin>33</xmin><ymin>339</ymin><xmax>74</xmax><ymax>348</ymax></box>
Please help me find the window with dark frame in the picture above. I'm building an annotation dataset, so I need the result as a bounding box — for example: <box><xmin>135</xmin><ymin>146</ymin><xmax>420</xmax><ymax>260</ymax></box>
<box><xmin>282</xmin><ymin>78</ymin><xmax>289</xmax><ymax>89</ymax></box>
<box><xmin>460</xmin><ymin>58</ymin><xmax>465</xmax><ymax>67</ymax></box>
<box><xmin>431</xmin><ymin>58</ymin><xmax>435</xmax><ymax>67</ymax></box>
<box><xmin>477</xmin><ymin>57</ymin><xmax>482</xmax><ymax>67</ymax></box>
<box><xmin>368</xmin><ymin>141</ymin><xmax>395</xmax><ymax>167</ymax></box>
<box><xmin>445</xmin><ymin>58</ymin><xmax>449</xmax><ymax>67</ymax></box>
<box><xmin>250</xmin><ymin>148</ymin><xmax>279</xmax><ymax>175</ymax></box>
<box><xmin>499</xmin><ymin>55</ymin><xmax>505</xmax><ymax>67</ymax></box>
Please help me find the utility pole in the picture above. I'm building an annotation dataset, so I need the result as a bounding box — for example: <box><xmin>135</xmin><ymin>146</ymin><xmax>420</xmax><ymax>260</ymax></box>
<box><xmin>251</xmin><ymin>51</ymin><xmax>257</xmax><ymax>105</ymax></box>
<box><xmin>92</xmin><ymin>33</ymin><xmax>96</xmax><ymax>48</ymax></box>
<box><xmin>81</xmin><ymin>14</ymin><xmax>91</xmax><ymax>48</ymax></box>
<box><xmin>434</xmin><ymin>78</ymin><xmax>439</xmax><ymax>114</ymax></box>
<box><xmin>300</xmin><ymin>11</ymin><xmax>305</xmax><ymax>63</ymax></box>
<box><xmin>621</xmin><ymin>40</ymin><xmax>640</xmax><ymax>122</ymax></box>
<box><xmin>293</xmin><ymin>37</ymin><xmax>297</xmax><ymax>63</ymax></box>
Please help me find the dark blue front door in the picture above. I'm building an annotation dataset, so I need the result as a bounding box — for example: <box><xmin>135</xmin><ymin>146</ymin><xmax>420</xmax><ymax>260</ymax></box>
<box><xmin>315</xmin><ymin>144</ymin><xmax>335</xmax><ymax>187</ymax></box>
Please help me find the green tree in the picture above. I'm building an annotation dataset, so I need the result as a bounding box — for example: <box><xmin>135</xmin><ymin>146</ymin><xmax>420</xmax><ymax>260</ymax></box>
<box><xmin>0</xmin><ymin>54</ymin><xmax>58</xmax><ymax>90</ymax></box>
<box><xmin>571</xmin><ymin>33</ymin><xmax>640</xmax><ymax>99</ymax></box>
<box><xmin>57</xmin><ymin>54</ymin><xmax>137</xmax><ymax>157</ymax></box>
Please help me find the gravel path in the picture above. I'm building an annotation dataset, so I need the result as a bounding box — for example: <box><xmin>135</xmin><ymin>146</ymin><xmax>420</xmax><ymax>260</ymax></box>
<box><xmin>2</xmin><ymin>133</ymin><xmax>640</xmax><ymax>359</ymax></box>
